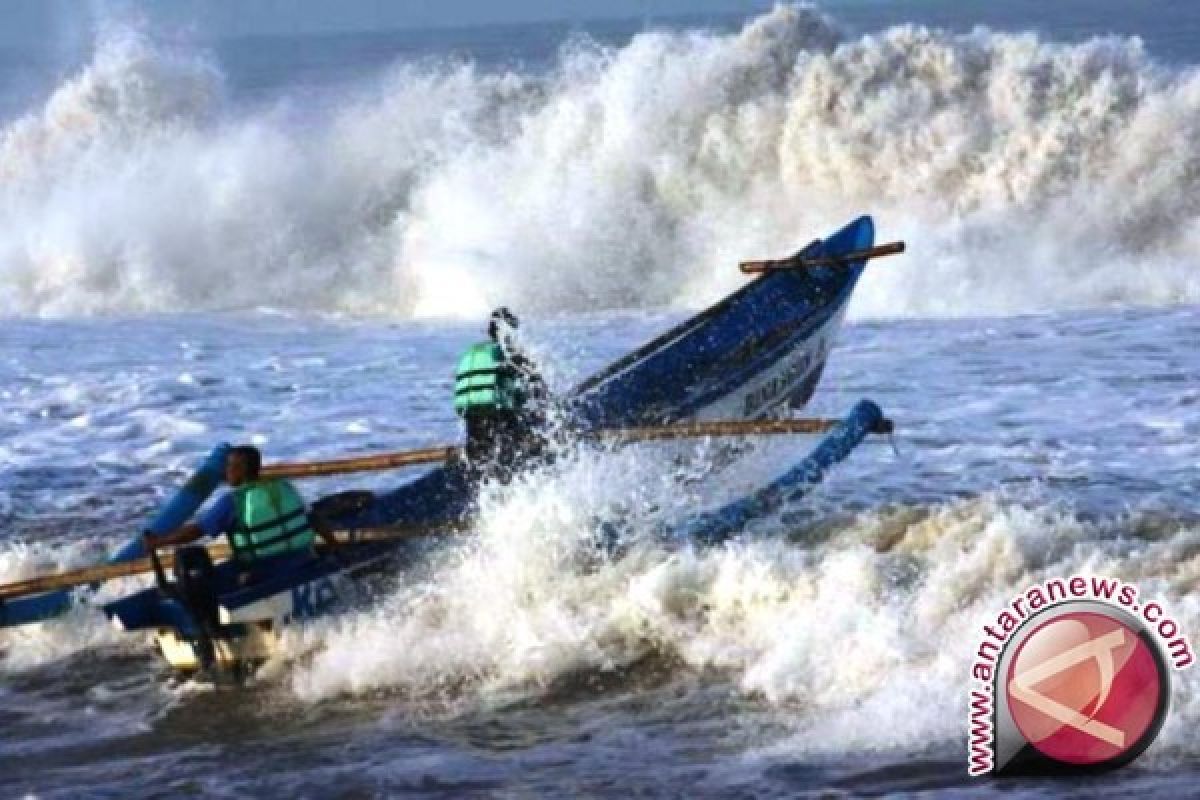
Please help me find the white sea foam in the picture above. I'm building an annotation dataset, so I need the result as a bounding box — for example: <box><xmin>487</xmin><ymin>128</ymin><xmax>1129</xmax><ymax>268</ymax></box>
<box><xmin>0</xmin><ymin>537</ymin><xmax>148</xmax><ymax>672</ymax></box>
<box><xmin>4</xmin><ymin>440</ymin><xmax>1195</xmax><ymax>755</ymax></box>
<box><xmin>1</xmin><ymin>304</ymin><xmax>1196</xmax><ymax>766</ymax></box>
<box><xmin>2</xmin><ymin>6</ymin><xmax>1199</xmax><ymax>318</ymax></box>
<box><xmin>282</xmin><ymin>446</ymin><xmax>1200</xmax><ymax>758</ymax></box>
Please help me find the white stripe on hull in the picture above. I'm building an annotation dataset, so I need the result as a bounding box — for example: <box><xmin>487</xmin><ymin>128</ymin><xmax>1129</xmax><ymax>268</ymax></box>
<box><xmin>691</xmin><ymin>305</ymin><xmax>848</xmax><ymax>422</ymax></box>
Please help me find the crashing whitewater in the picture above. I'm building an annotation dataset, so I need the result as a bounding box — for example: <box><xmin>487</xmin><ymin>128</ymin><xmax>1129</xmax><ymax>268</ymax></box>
<box><xmin>1</xmin><ymin>5</ymin><xmax>1199</xmax><ymax>317</ymax></box>
<box><xmin>1</xmin><ymin>2</ymin><xmax>1198</xmax><ymax>774</ymax></box>
<box><xmin>7</xmin><ymin>438</ymin><xmax>1195</xmax><ymax>760</ymax></box>
<box><xmin>280</xmin><ymin>456</ymin><xmax>1200</xmax><ymax>763</ymax></box>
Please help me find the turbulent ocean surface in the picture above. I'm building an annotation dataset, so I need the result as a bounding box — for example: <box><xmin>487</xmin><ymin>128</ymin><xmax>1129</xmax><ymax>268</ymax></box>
<box><xmin>2</xmin><ymin>2</ymin><xmax>1199</xmax><ymax>797</ymax></box>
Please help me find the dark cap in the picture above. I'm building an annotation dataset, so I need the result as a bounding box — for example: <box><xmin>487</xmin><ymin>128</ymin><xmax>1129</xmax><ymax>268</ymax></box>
<box><xmin>488</xmin><ymin>307</ymin><xmax>519</xmax><ymax>340</ymax></box>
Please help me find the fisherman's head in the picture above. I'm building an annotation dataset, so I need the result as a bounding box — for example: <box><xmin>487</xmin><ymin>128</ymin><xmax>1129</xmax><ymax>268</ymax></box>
<box><xmin>226</xmin><ymin>445</ymin><xmax>262</xmax><ymax>487</ymax></box>
<box><xmin>487</xmin><ymin>307</ymin><xmax>519</xmax><ymax>344</ymax></box>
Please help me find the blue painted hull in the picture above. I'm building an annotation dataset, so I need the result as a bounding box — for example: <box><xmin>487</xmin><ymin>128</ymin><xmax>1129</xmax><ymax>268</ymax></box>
<box><xmin>80</xmin><ymin>215</ymin><xmax>881</xmax><ymax>668</ymax></box>
<box><xmin>106</xmin><ymin>399</ymin><xmax>885</xmax><ymax>661</ymax></box>
<box><xmin>107</xmin><ymin>542</ymin><xmax>399</xmax><ymax>636</ymax></box>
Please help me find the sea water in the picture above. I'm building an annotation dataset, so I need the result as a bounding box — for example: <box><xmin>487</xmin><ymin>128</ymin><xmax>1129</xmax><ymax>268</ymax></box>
<box><xmin>1</xmin><ymin>3</ymin><xmax>1199</xmax><ymax>796</ymax></box>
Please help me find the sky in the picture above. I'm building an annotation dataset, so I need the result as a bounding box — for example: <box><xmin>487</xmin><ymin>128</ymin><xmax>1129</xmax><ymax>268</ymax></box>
<box><xmin>1</xmin><ymin>0</ymin><xmax>817</xmax><ymax>47</ymax></box>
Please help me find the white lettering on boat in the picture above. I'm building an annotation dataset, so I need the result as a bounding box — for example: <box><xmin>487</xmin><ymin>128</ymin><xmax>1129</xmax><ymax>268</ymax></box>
<box><xmin>742</xmin><ymin>336</ymin><xmax>829</xmax><ymax>417</ymax></box>
<box><xmin>291</xmin><ymin>577</ymin><xmax>339</xmax><ymax>620</ymax></box>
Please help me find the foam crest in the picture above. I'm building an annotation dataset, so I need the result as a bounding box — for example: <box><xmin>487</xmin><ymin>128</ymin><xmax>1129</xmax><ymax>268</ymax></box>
<box><xmin>285</xmin><ymin>446</ymin><xmax>687</xmax><ymax>704</ymax></box>
<box><xmin>0</xmin><ymin>26</ymin><xmax>221</xmax><ymax>182</ymax></box>
<box><xmin>283</xmin><ymin>454</ymin><xmax>1199</xmax><ymax>759</ymax></box>
<box><xmin>3</xmin><ymin>6</ymin><xmax>1198</xmax><ymax>317</ymax></box>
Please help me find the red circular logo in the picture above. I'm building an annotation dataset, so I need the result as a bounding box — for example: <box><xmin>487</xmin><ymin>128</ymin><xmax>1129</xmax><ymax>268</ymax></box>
<box><xmin>1005</xmin><ymin>611</ymin><xmax>1166</xmax><ymax>766</ymax></box>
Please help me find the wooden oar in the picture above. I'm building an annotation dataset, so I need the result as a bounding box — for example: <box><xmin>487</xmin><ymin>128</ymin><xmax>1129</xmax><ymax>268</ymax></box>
<box><xmin>0</xmin><ymin>527</ymin><xmax>451</xmax><ymax>603</ymax></box>
<box><xmin>599</xmin><ymin>416</ymin><xmax>893</xmax><ymax>443</ymax></box>
<box><xmin>261</xmin><ymin>446</ymin><xmax>458</xmax><ymax>479</ymax></box>
<box><xmin>739</xmin><ymin>241</ymin><xmax>905</xmax><ymax>274</ymax></box>
<box><xmin>259</xmin><ymin>417</ymin><xmax>894</xmax><ymax>479</ymax></box>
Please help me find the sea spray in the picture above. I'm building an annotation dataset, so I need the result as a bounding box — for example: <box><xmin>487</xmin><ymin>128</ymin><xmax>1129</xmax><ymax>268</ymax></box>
<box><xmin>0</xmin><ymin>537</ymin><xmax>151</xmax><ymax>672</ymax></box>
<box><xmin>1</xmin><ymin>305</ymin><xmax>1197</xmax><ymax>786</ymax></box>
<box><xmin>2</xmin><ymin>6</ymin><xmax>1199</xmax><ymax>317</ymax></box>
<box><xmin>283</xmin><ymin>476</ymin><xmax>1200</xmax><ymax>761</ymax></box>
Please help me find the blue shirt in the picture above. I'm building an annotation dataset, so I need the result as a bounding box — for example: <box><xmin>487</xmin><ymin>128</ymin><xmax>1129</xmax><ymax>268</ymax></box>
<box><xmin>195</xmin><ymin>491</ymin><xmax>237</xmax><ymax>539</ymax></box>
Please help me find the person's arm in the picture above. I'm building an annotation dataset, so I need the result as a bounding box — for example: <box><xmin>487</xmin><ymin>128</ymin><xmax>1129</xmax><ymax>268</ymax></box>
<box><xmin>510</xmin><ymin>352</ymin><xmax>548</xmax><ymax>404</ymax></box>
<box><xmin>144</xmin><ymin>522</ymin><xmax>206</xmax><ymax>551</ymax></box>
<box><xmin>145</xmin><ymin>493</ymin><xmax>235</xmax><ymax>551</ymax></box>
<box><xmin>309</xmin><ymin>512</ymin><xmax>341</xmax><ymax>550</ymax></box>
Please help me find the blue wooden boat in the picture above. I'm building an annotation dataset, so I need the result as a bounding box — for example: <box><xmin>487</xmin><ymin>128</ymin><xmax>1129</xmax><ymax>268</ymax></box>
<box><xmin>5</xmin><ymin>216</ymin><xmax>884</xmax><ymax>672</ymax></box>
<box><xmin>328</xmin><ymin>214</ymin><xmax>878</xmax><ymax>533</ymax></box>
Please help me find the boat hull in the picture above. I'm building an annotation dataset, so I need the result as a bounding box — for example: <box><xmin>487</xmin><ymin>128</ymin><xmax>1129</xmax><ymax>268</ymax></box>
<box><xmin>104</xmin><ymin>215</ymin><xmax>880</xmax><ymax>673</ymax></box>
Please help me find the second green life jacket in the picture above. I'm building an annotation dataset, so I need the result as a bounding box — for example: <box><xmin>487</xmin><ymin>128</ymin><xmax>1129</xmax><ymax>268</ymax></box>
<box><xmin>454</xmin><ymin>341</ymin><xmax>521</xmax><ymax>414</ymax></box>
<box><xmin>230</xmin><ymin>479</ymin><xmax>315</xmax><ymax>562</ymax></box>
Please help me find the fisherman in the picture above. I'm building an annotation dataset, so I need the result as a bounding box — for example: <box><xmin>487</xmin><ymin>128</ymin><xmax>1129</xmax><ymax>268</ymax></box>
<box><xmin>145</xmin><ymin>445</ymin><xmax>338</xmax><ymax>585</ymax></box>
<box><xmin>453</xmin><ymin>307</ymin><xmax>551</xmax><ymax>484</ymax></box>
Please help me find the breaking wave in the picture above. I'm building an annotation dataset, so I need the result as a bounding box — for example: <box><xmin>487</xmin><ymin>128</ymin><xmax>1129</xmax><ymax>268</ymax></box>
<box><xmin>2</xmin><ymin>4</ymin><xmax>1200</xmax><ymax>317</ymax></box>
<box><xmin>281</xmin><ymin>448</ymin><xmax>1200</xmax><ymax>761</ymax></box>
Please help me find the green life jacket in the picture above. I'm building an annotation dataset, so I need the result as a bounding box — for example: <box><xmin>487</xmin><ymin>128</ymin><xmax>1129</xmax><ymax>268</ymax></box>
<box><xmin>230</xmin><ymin>479</ymin><xmax>315</xmax><ymax>562</ymax></box>
<box><xmin>454</xmin><ymin>341</ymin><xmax>521</xmax><ymax>414</ymax></box>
